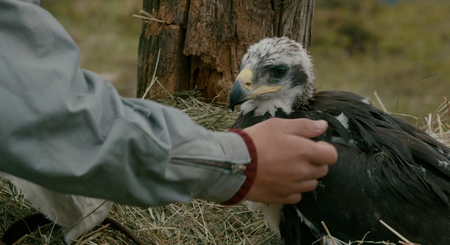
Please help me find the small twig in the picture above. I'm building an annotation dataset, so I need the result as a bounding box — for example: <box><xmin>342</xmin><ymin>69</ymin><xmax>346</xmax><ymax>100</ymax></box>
<box><xmin>321</xmin><ymin>221</ymin><xmax>338</xmax><ymax>245</ymax></box>
<box><xmin>444</xmin><ymin>96</ymin><xmax>450</xmax><ymax>118</ymax></box>
<box><xmin>132</xmin><ymin>14</ymin><xmax>166</xmax><ymax>23</ymax></box>
<box><xmin>78</xmin><ymin>223</ymin><xmax>111</xmax><ymax>244</ymax></box>
<box><xmin>142</xmin><ymin>49</ymin><xmax>162</xmax><ymax>99</ymax></box>
<box><xmin>207</xmin><ymin>114</ymin><xmax>226</xmax><ymax>129</ymax></box>
<box><xmin>156</xmin><ymin>78</ymin><xmax>175</xmax><ymax>101</ymax></box>
<box><xmin>46</xmin><ymin>217</ymin><xmax>59</xmax><ymax>244</ymax></box>
<box><xmin>390</xmin><ymin>112</ymin><xmax>418</xmax><ymax>121</ymax></box>
<box><xmin>139</xmin><ymin>9</ymin><xmax>153</xmax><ymax>18</ymax></box>
<box><xmin>427</xmin><ymin>113</ymin><xmax>433</xmax><ymax>134</ymax></box>
<box><xmin>59</xmin><ymin>200</ymin><xmax>109</xmax><ymax>240</ymax></box>
<box><xmin>13</xmin><ymin>233</ymin><xmax>37</xmax><ymax>245</ymax></box>
<box><xmin>374</xmin><ymin>91</ymin><xmax>388</xmax><ymax>113</ymax></box>
<box><xmin>437</xmin><ymin>114</ymin><xmax>444</xmax><ymax>140</ymax></box>
<box><xmin>399</xmin><ymin>242</ymin><xmax>420</xmax><ymax>245</ymax></box>
<box><xmin>78</xmin><ymin>232</ymin><xmax>103</xmax><ymax>245</ymax></box>
<box><xmin>210</xmin><ymin>90</ymin><xmax>224</xmax><ymax>104</ymax></box>
<box><xmin>358</xmin><ymin>231</ymin><xmax>371</xmax><ymax>245</ymax></box>
<box><xmin>379</xmin><ymin>220</ymin><xmax>412</xmax><ymax>244</ymax></box>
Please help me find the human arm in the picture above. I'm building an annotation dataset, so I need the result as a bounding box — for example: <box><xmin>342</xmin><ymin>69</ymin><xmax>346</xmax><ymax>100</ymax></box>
<box><xmin>0</xmin><ymin>0</ymin><xmax>337</xmax><ymax>207</ymax></box>
<box><xmin>0</xmin><ymin>0</ymin><xmax>251</xmax><ymax>207</ymax></box>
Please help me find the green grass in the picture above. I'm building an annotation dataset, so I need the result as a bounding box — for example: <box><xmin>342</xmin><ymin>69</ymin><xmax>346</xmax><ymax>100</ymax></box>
<box><xmin>41</xmin><ymin>0</ymin><xmax>142</xmax><ymax>98</ymax></box>
<box><xmin>311</xmin><ymin>0</ymin><xmax>450</xmax><ymax>118</ymax></box>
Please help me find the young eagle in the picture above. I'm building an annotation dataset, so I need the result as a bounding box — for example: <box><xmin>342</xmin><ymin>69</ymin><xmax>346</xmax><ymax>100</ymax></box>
<box><xmin>230</xmin><ymin>37</ymin><xmax>450</xmax><ymax>245</ymax></box>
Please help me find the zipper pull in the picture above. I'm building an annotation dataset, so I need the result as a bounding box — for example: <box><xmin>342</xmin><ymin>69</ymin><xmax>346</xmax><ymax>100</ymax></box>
<box><xmin>231</xmin><ymin>164</ymin><xmax>247</xmax><ymax>174</ymax></box>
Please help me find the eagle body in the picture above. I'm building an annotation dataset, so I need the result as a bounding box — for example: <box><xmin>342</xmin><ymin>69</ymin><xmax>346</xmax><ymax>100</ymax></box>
<box><xmin>230</xmin><ymin>37</ymin><xmax>450</xmax><ymax>244</ymax></box>
<box><xmin>233</xmin><ymin>91</ymin><xmax>450</xmax><ymax>244</ymax></box>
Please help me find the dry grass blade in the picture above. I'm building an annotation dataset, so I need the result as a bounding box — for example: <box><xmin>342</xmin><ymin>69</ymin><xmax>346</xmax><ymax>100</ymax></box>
<box><xmin>141</xmin><ymin>49</ymin><xmax>162</xmax><ymax>99</ymax></box>
<box><xmin>132</xmin><ymin>10</ymin><xmax>166</xmax><ymax>23</ymax></box>
<box><xmin>59</xmin><ymin>200</ymin><xmax>108</xmax><ymax>239</ymax></box>
<box><xmin>420</xmin><ymin>98</ymin><xmax>450</xmax><ymax>145</ymax></box>
<box><xmin>379</xmin><ymin>220</ymin><xmax>419</xmax><ymax>245</ymax></box>
<box><xmin>445</xmin><ymin>97</ymin><xmax>450</xmax><ymax>118</ymax></box>
<box><xmin>321</xmin><ymin>221</ymin><xmax>338</xmax><ymax>245</ymax></box>
<box><xmin>358</xmin><ymin>231</ymin><xmax>371</xmax><ymax>245</ymax></box>
<box><xmin>374</xmin><ymin>90</ymin><xmax>389</xmax><ymax>113</ymax></box>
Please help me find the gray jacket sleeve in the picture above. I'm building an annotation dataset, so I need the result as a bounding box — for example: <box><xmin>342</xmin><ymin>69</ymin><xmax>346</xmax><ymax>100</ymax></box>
<box><xmin>0</xmin><ymin>0</ymin><xmax>252</xmax><ymax>207</ymax></box>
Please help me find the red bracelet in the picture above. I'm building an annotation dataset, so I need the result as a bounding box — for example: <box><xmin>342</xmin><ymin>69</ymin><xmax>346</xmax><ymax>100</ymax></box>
<box><xmin>220</xmin><ymin>129</ymin><xmax>258</xmax><ymax>205</ymax></box>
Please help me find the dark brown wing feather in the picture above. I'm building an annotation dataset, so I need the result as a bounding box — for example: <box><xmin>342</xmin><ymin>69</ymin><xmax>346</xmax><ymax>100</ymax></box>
<box><xmin>232</xmin><ymin>90</ymin><xmax>450</xmax><ymax>244</ymax></box>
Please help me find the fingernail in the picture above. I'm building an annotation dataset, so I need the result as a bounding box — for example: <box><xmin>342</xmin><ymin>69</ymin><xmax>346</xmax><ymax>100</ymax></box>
<box><xmin>316</xmin><ymin>120</ymin><xmax>327</xmax><ymax>130</ymax></box>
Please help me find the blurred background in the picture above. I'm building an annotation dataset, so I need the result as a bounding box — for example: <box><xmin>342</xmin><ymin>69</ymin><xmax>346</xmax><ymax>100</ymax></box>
<box><xmin>42</xmin><ymin>0</ymin><xmax>142</xmax><ymax>98</ymax></box>
<box><xmin>41</xmin><ymin>0</ymin><xmax>450</xmax><ymax>120</ymax></box>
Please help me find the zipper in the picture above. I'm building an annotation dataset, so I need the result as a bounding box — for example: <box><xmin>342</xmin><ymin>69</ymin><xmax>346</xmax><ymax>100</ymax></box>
<box><xmin>170</xmin><ymin>158</ymin><xmax>247</xmax><ymax>174</ymax></box>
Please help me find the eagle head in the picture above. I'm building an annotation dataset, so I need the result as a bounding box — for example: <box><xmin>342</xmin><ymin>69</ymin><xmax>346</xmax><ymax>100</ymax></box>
<box><xmin>229</xmin><ymin>37</ymin><xmax>315</xmax><ymax>116</ymax></box>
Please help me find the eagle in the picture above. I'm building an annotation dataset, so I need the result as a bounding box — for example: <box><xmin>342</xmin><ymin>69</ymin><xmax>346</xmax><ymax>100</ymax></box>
<box><xmin>230</xmin><ymin>37</ymin><xmax>450</xmax><ymax>244</ymax></box>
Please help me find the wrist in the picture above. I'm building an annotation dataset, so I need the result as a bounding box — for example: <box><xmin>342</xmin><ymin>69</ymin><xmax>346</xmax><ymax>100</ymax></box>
<box><xmin>220</xmin><ymin>129</ymin><xmax>258</xmax><ymax>205</ymax></box>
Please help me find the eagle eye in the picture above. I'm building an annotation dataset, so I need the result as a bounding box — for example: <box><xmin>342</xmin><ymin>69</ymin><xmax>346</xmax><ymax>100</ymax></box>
<box><xmin>270</xmin><ymin>66</ymin><xmax>288</xmax><ymax>78</ymax></box>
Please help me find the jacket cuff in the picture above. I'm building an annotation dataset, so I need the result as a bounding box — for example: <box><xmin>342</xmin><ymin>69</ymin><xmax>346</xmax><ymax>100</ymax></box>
<box><xmin>220</xmin><ymin>129</ymin><xmax>258</xmax><ymax>205</ymax></box>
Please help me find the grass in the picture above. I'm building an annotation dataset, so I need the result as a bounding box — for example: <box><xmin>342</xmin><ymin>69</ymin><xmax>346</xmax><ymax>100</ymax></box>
<box><xmin>41</xmin><ymin>0</ymin><xmax>142</xmax><ymax>98</ymax></box>
<box><xmin>311</xmin><ymin>0</ymin><xmax>450</xmax><ymax>118</ymax></box>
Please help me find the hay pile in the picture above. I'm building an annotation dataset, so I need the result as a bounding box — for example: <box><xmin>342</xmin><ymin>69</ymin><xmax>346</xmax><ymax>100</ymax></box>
<box><xmin>0</xmin><ymin>92</ymin><xmax>448</xmax><ymax>245</ymax></box>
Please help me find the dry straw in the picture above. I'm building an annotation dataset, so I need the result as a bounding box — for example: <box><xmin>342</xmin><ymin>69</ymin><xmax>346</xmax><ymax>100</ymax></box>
<box><xmin>2</xmin><ymin>91</ymin><xmax>447</xmax><ymax>244</ymax></box>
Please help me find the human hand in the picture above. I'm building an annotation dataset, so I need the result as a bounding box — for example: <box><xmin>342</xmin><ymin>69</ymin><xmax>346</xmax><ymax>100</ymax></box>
<box><xmin>243</xmin><ymin>118</ymin><xmax>337</xmax><ymax>204</ymax></box>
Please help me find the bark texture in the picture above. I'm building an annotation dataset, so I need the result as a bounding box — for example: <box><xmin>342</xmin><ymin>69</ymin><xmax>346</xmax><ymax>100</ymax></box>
<box><xmin>137</xmin><ymin>0</ymin><xmax>315</xmax><ymax>102</ymax></box>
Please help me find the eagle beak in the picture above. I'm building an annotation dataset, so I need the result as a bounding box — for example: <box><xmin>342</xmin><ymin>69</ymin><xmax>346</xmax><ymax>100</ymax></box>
<box><xmin>229</xmin><ymin>69</ymin><xmax>282</xmax><ymax>111</ymax></box>
<box><xmin>230</xmin><ymin>69</ymin><xmax>253</xmax><ymax>111</ymax></box>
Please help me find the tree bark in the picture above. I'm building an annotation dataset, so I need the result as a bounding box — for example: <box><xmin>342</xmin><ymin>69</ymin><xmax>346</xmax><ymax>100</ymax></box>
<box><xmin>137</xmin><ymin>0</ymin><xmax>315</xmax><ymax>102</ymax></box>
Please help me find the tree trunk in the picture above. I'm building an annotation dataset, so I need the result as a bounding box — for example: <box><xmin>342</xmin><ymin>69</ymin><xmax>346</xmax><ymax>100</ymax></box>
<box><xmin>137</xmin><ymin>0</ymin><xmax>315</xmax><ymax>102</ymax></box>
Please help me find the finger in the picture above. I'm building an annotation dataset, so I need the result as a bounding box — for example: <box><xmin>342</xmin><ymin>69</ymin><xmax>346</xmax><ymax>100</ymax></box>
<box><xmin>283</xmin><ymin>179</ymin><xmax>319</xmax><ymax>194</ymax></box>
<box><xmin>246</xmin><ymin>190</ymin><xmax>303</xmax><ymax>204</ymax></box>
<box><xmin>309</xmin><ymin>141</ymin><xmax>338</xmax><ymax>165</ymax></box>
<box><xmin>296</xmin><ymin>179</ymin><xmax>319</xmax><ymax>193</ymax></box>
<box><xmin>259</xmin><ymin>194</ymin><xmax>303</xmax><ymax>204</ymax></box>
<box><xmin>296</xmin><ymin>164</ymin><xmax>329</xmax><ymax>181</ymax></box>
<box><xmin>287</xmin><ymin>136</ymin><xmax>337</xmax><ymax>165</ymax></box>
<box><xmin>280</xmin><ymin>193</ymin><xmax>303</xmax><ymax>204</ymax></box>
<box><xmin>276</xmin><ymin>118</ymin><xmax>329</xmax><ymax>138</ymax></box>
